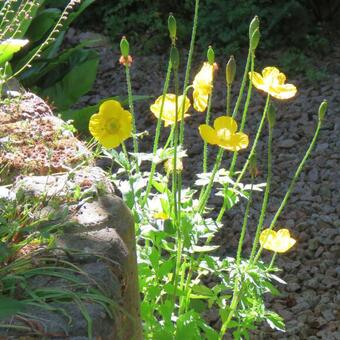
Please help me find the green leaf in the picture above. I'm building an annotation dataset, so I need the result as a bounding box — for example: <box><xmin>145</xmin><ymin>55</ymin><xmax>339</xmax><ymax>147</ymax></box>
<box><xmin>152</xmin><ymin>180</ymin><xmax>168</xmax><ymax>193</ymax></box>
<box><xmin>38</xmin><ymin>49</ymin><xmax>99</xmax><ymax>109</ymax></box>
<box><xmin>265</xmin><ymin>311</ymin><xmax>285</xmax><ymax>331</ymax></box>
<box><xmin>191</xmin><ymin>284</ymin><xmax>215</xmax><ymax>298</ymax></box>
<box><xmin>158</xmin><ymin>299</ymin><xmax>173</xmax><ymax>322</ymax></box>
<box><xmin>192</xmin><ymin>245</ymin><xmax>220</xmax><ymax>253</ymax></box>
<box><xmin>0</xmin><ymin>297</ymin><xmax>26</xmax><ymax>320</ymax></box>
<box><xmin>26</xmin><ymin>8</ymin><xmax>61</xmax><ymax>43</ymax></box>
<box><xmin>175</xmin><ymin>311</ymin><xmax>201</xmax><ymax>340</ymax></box>
<box><xmin>0</xmin><ymin>39</ymin><xmax>29</xmax><ymax>65</ymax></box>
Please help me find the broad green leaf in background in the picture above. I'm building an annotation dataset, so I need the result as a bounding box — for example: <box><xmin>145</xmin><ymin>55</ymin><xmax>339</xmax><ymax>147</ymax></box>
<box><xmin>38</xmin><ymin>49</ymin><xmax>99</xmax><ymax>110</ymax></box>
<box><xmin>26</xmin><ymin>8</ymin><xmax>61</xmax><ymax>43</ymax></box>
<box><xmin>0</xmin><ymin>39</ymin><xmax>29</xmax><ymax>65</ymax></box>
<box><xmin>0</xmin><ymin>297</ymin><xmax>26</xmax><ymax>320</ymax></box>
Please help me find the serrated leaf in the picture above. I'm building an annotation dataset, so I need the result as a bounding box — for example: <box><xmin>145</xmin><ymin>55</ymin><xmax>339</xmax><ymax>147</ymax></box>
<box><xmin>192</xmin><ymin>245</ymin><xmax>220</xmax><ymax>253</ymax></box>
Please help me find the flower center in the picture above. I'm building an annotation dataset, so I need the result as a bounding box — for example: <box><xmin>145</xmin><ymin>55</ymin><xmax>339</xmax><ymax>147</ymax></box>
<box><xmin>217</xmin><ymin>128</ymin><xmax>231</xmax><ymax>142</ymax></box>
<box><xmin>106</xmin><ymin>119</ymin><xmax>120</xmax><ymax>134</ymax></box>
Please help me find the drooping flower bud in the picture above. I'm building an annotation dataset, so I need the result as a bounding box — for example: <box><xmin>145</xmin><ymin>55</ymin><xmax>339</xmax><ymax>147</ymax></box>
<box><xmin>249</xmin><ymin>16</ymin><xmax>259</xmax><ymax>40</ymax></box>
<box><xmin>170</xmin><ymin>46</ymin><xmax>179</xmax><ymax>69</ymax></box>
<box><xmin>207</xmin><ymin>46</ymin><xmax>215</xmax><ymax>65</ymax></box>
<box><xmin>226</xmin><ymin>55</ymin><xmax>236</xmax><ymax>85</ymax></box>
<box><xmin>250</xmin><ymin>28</ymin><xmax>260</xmax><ymax>50</ymax></box>
<box><xmin>249</xmin><ymin>153</ymin><xmax>258</xmax><ymax>177</ymax></box>
<box><xmin>267</xmin><ymin>103</ymin><xmax>276</xmax><ymax>128</ymax></box>
<box><xmin>120</xmin><ymin>36</ymin><xmax>129</xmax><ymax>57</ymax></box>
<box><xmin>318</xmin><ymin>100</ymin><xmax>328</xmax><ymax>121</ymax></box>
<box><xmin>168</xmin><ymin>13</ymin><xmax>177</xmax><ymax>44</ymax></box>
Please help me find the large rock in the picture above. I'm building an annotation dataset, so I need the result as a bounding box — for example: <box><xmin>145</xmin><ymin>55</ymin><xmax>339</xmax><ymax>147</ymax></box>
<box><xmin>0</xmin><ymin>93</ymin><xmax>142</xmax><ymax>339</ymax></box>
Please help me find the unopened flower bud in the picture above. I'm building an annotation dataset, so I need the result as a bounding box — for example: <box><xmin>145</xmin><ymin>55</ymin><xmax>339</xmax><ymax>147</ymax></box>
<box><xmin>250</xmin><ymin>28</ymin><xmax>260</xmax><ymax>50</ymax></box>
<box><xmin>249</xmin><ymin>153</ymin><xmax>258</xmax><ymax>177</ymax></box>
<box><xmin>170</xmin><ymin>46</ymin><xmax>179</xmax><ymax>69</ymax></box>
<box><xmin>318</xmin><ymin>99</ymin><xmax>328</xmax><ymax>121</ymax></box>
<box><xmin>207</xmin><ymin>46</ymin><xmax>215</xmax><ymax>65</ymax></box>
<box><xmin>168</xmin><ymin>13</ymin><xmax>177</xmax><ymax>43</ymax></box>
<box><xmin>249</xmin><ymin>16</ymin><xmax>259</xmax><ymax>40</ymax></box>
<box><xmin>226</xmin><ymin>55</ymin><xmax>236</xmax><ymax>85</ymax></box>
<box><xmin>120</xmin><ymin>36</ymin><xmax>129</xmax><ymax>57</ymax></box>
<box><xmin>267</xmin><ymin>103</ymin><xmax>276</xmax><ymax>128</ymax></box>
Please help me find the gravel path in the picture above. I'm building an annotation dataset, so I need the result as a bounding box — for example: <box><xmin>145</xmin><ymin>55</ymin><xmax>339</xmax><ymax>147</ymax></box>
<box><xmin>71</xmin><ymin>31</ymin><xmax>340</xmax><ymax>339</ymax></box>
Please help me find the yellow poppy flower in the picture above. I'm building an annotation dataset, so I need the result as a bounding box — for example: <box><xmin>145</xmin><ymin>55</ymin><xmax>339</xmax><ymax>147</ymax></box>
<box><xmin>150</xmin><ymin>94</ymin><xmax>191</xmax><ymax>127</ymax></box>
<box><xmin>249</xmin><ymin>67</ymin><xmax>297</xmax><ymax>99</ymax></box>
<box><xmin>89</xmin><ymin>100</ymin><xmax>132</xmax><ymax>148</ymax></box>
<box><xmin>260</xmin><ymin>228</ymin><xmax>296</xmax><ymax>253</ymax></box>
<box><xmin>199</xmin><ymin>116</ymin><xmax>249</xmax><ymax>151</ymax></box>
<box><xmin>192</xmin><ymin>62</ymin><xmax>214</xmax><ymax>112</ymax></box>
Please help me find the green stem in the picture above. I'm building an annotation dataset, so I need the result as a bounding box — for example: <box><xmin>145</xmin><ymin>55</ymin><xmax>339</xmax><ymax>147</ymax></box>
<box><xmin>121</xmin><ymin>142</ymin><xmax>136</xmax><ymax>210</ymax></box>
<box><xmin>217</xmin><ymin>94</ymin><xmax>270</xmax><ymax>223</ymax></box>
<box><xmin>203</xmin><ymin>89</ymin><xmax>214</xmax><ymax>173</ymax></box>
<box><xmin>249</xmin><ymin>121</ymin><xmax>273</xmax><ymax>262</ymax></box>
<box><xmin>267</xmin><ymin>252</ymin><xmax>277</xmax><ymax>271</ymax></box>
<box><xmin>229</xmin><ymin>51</ymin><xmax>255</xmax><ymax>174</ymax></box>
<box><xmin>226</xmin><ymin>84</ymin><xmax>231</xmax><ymax>116</ymax></box>
<box><xmin>254</xmin><ymin>117</ymin><xmax>323</xmax><ymax>263</ymax></box>
<box><xmin>179</xmin><ymin>0</ymin><xmax>199</xmax><ymax>145</ymax></box>
<box><xmin>236</xmin><ymin>177</ymin><xmax>254</xmax><ymax>265</ymax></box>
<box><xmin>125</xmin><ymin>65</ymin><xmax>139</xmax><ymax>168</ymax></box>
<box><xmin>198</xmin><ymin>148</ymin><xmax>224</xmax><ymax>214</ymax></box>
<box><xmin>232</xmin><ymin>48</ymin><xmax>251</xmax><ymax>119</ymax></box>
<box><xmin>141</xmin><ymin>59</ymin><xmax>172</xmax><ymax>207</ymax></box>
<box><xmin>219</xmin><ymin>278</ymin><xmax>240</xmax><ymax>338</ymax></box>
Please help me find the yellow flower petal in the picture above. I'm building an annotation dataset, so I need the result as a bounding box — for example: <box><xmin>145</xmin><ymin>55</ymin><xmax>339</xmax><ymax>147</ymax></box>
<box><xmin>199</xmin><ymin>124</ymin><xmax>218</xmax><ymax>145</ymax></box>
<box><xmin>250</xmin><ymin>67</ymin><xmax>297</xmax><ymax>100</ymax></box>
<box><xmin>99</xmin><ymin>100</ymin><xmax>123</xmax><ymax>117</ymax></box>
<box><xmin>249</xmin><ymin>71</ymin><xmax>265</xmax><ymax>90</ymax></box>
<box><xmin>260</xmin><ymin>229</ymin><xmax>277</xmax><ymax>251</ymax></box>
<box><xmin>153</xmin><ymin>211</ymin><xmax>170</xmax><ymax>220</ymax></box>
<box><xmin>277</xmin><ymin>72</ymin><xmax>286</xmax><ymax>85</ymax></box>
<box><xmin>262</xmin><ymin>67</ymin><xmax>280</xmax><ymax>79</ymax></box>
<box><xmin>98</xmin><ymin>133</ymin><xmax>122</xmax><ymax>149</ymax></box>
<box><xmin>231</xmin><ymin>132</ymin><xmax>249</xmax><ymax>151</ymax></box>
<box><xmin>269</xmin><ymin>84</ymin><xmax>297</xmax><ymax>100</ymax></box>
<box><xmin>151</xmin><ymin>94</ymin><xmax>191</xmax><ymax>125</ymax></box>
<box><xmin>193</xmin><ymin>62</ymin><xmax>213</xmax><ymax>96</ymax></box>
<box><xmin>193</xmin><ymin>89</ymin><xmax>208</xmax><ymax>112</ymax></box>
<box><xmin>214</xmin><ymin>116</ymin><xmax>238</xmax><ymax>134</ymax></box>
<box><xmin>274</xmin><ymin>229</ymin><xmax>296</xmax><ymax>253</ymax></box>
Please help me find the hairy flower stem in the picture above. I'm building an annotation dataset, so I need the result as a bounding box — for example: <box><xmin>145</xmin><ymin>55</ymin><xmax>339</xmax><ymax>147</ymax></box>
<box><xmin>229</xmin><ymin>52</ymin><xmax>255</xmax><ymax>174</ymax></box>
<box><xmin>203</xmin><ymin>87</ymin><xmax>214</xmax><ymax>173</ymax></box>
<box><xmin>121</xmin><ymin>142</ymin><xmax>136</xmax><ymax>210</ymax></box>
<box><xmin>267</xmin><ymin>252</ymin><xmax>277</xmax><ymax>271</ymax></box>
<box><xmin>219</xmin><ymin>278</ymin><xmax>241</xmax><ymax>339</ymax></box>
<box><xmin>198</xmin><ymin>148</ymin><xmax>224</xmax><ymax>214</ymax></box>
<box><xmin>216</xmin><ymin>94</ymin><xmax>270</xmax><ymax>223</ymax></box>
<box><xmin>226</xmin><ymin>84</ymin><xmax>231</xmax><ymax>116</ymax></box>
<box><xmin>236</xmin><ymin>177</ymin><xmax>254</xmax><ymax>265</ymax></box>
<box><xmin>124</xmin><ymin>65</ymin><xmax>139</xmax><ymax>169</ymax></box>
<box><xmin>141</xmin><ymin>60</ymin><xmax>172</xmax><ymax>208</ymax></box>
<box><xmin>179</xmin><ymin>0</ymin><xmax>199</xmax><ymax>145</ymax></box>
<box><xmin>249</xmin><ymin>121</ymin><xmax>273</xmax><ymax>262</ymax></box>
<box><xmin>232</xmin><ymin>48</ymin><xmax>251</xmax><ymax>119</ymax></box>
<box><xmin>171</xmin><ymin>69</ymin><xmax>183</xmax><ymax>306</ymax></box>
<box><xmin>254</xmin><ymin>117</ymin><xmax>323</xmax><ymax>263</ymax></box>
